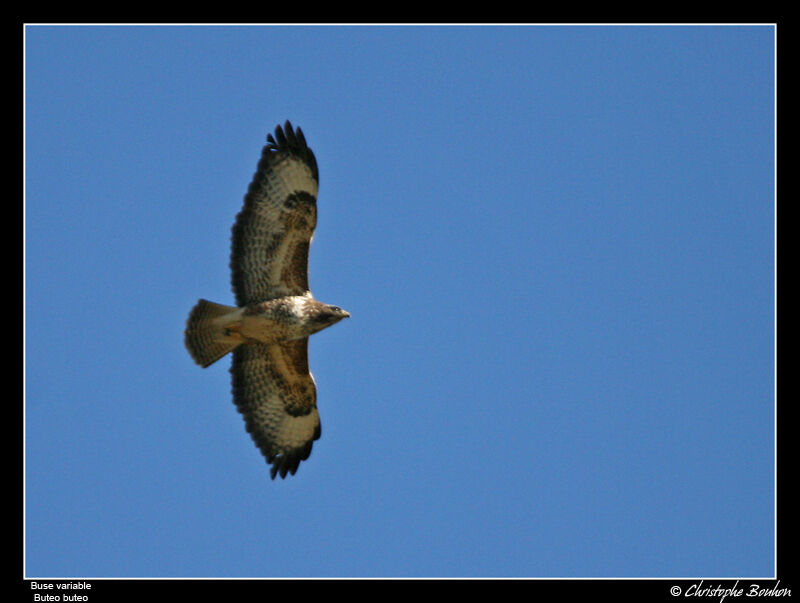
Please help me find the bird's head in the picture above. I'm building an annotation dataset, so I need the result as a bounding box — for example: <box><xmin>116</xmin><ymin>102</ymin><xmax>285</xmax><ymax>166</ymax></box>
<box><xmin>310</xmin><ymin>303</ymin><xmax>350</xmax><ymax>332</ymax></box>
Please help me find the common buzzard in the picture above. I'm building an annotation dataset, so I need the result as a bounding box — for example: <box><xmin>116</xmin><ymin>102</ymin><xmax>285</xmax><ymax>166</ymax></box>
<box><xmin>185</xmin><ymin>121</ymin><xmax>349</xmax><ymax>479</ymax></box>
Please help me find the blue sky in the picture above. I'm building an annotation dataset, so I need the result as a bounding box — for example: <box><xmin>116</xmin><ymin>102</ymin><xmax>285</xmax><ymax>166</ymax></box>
<box><xmin>24</xmin><ymin>25</ymin><xmax>775</xmax><ymax>578</ymax></box>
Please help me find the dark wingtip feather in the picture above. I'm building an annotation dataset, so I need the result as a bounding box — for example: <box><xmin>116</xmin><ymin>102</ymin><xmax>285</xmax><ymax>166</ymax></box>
<box><xmin>274</xmin><ymin>124</ymin><xmax>288</xmax><ymax>147</ymax></box>
<box><xmin>295</xmin><ymin>127</ymin><xmax>307</xmax><ymax>148</ymax></box>
<box><xmin>283</xmin><ymin>121</ymin><xmax>298</xmax><ymax>147</ymax></box>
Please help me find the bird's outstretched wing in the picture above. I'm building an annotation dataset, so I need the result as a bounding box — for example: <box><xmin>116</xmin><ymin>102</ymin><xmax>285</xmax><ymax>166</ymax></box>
<box><xmin>230</xmin><ymin>338</ymin><xmax>321</xmax><ymax>479</ymax></box>
<box><xmin>230</xmin><ymin>121</ymin><xmax>319</xmax><ymax>306</ymax></box>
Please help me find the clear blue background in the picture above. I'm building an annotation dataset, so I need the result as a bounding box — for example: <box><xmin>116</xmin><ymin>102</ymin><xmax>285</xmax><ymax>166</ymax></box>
<box><xmin>25</xmin><ymin>25</ymin><xmax>775</xmax><ymax>578</ymax></box>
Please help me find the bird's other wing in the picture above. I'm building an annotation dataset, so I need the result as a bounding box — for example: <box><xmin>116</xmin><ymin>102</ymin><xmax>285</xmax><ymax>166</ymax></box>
<box><xmin>231</xmin><ymin>121</ymin><xmax>319</xmax><ymax>306</ymax></box>
<box><xmin>230</xmin><ymin>338</ymin><xmax>320</xmax><ymax>479</ymax></box>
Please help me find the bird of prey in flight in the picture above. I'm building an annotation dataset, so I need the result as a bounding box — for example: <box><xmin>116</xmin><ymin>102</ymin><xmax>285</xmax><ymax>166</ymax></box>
<box><xmin>185</xmin><ymin>121</ymin><xmax>349</xmax><ymax>479</ymax></box>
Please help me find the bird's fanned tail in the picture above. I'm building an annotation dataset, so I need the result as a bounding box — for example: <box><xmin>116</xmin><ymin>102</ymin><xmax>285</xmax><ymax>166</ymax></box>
<box><xmin>184</xmin><ymin>299</ymin><xmax>243</xmax><ymax>368</ymax></box>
